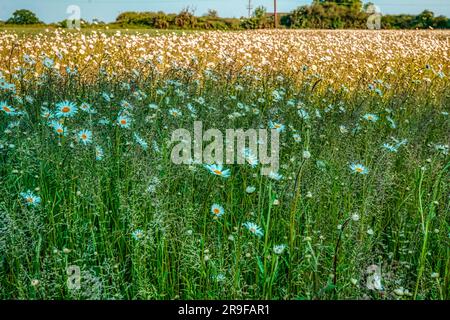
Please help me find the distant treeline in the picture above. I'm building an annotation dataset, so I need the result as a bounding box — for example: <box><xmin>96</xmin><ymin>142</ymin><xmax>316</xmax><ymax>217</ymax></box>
<box><xmin>112</xmin><ymin>2</ymin><xmax>450</xmax><ymax>30</ymax></box>
<box><xmin>2</xmin><ymin>0</ymin><xmax>449</xmax><ymax>30</ymax></box>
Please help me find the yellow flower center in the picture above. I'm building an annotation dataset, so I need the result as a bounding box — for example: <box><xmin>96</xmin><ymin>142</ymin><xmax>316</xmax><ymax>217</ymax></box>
<box><xmin>61</xmin><ymin>106</ymin><xmax>70</xmax><ymax>113</ymax></box>
<box><xmin>213</xmin><ymin>169</ymin><xmax>222</xmax><ymax>175</ymax></box>
<box><xmin>3</xmin><ymin>106</ymin><xmax>11</xmax><ymax>112</ymax></box>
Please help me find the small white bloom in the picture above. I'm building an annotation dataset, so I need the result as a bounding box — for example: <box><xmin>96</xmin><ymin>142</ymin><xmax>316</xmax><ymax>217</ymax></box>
<box><xmin>302</xmin><ymin>150</ymin><xmax>311</xmax><ymax>159</ymax></box>
<box><xmin>246</xmin><ymin>186</ymin><xmax>256</xmax><ymax>194</ymax></box>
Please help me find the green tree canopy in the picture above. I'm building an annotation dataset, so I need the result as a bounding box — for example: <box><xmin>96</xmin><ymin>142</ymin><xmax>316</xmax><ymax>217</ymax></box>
<box><xmin>7</xmin><ymin>9</ymin><xmax>41</xmax><ymax>25</ymax></box>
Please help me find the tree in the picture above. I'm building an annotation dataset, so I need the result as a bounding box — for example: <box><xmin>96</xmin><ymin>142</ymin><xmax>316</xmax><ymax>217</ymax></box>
<box><xmin>7</xmin><ymin>9</ymin><xmax>41</xmax><ymax>25</ymax></box>
<box><xmin>412</xmin><ymin>10</ymin><xmax>435</xmax><ymax>29</ymax></box>
<box><xmin>433</xmin><ymin>15</ymin><xmax>450</xmax><ymax>29</ymax></box>
<box><xmin>175</xmin><ymin>7</ymin><xmax>197</xmax><ymax>29</ymax></box>
<box><xmin>204</xmin><ymin>9</ymin><xmax>219</xmax><ymax>18</ymax></box>
<box><xmin>314</xmin><ymin>0</ymin><xmax>362</xmax><ymax>9</ymax></box>
<box><xmin>240</xmin><ymin>6</ymin><xmax>270</xmax><ymax>29</ymax></box>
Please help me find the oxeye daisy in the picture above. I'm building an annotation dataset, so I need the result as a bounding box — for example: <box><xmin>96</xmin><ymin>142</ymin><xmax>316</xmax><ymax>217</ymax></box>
<box><xmin>102</xmin><ymin>92</ymin><xmax>112</xmax><ymax>102</ymax></box>
<box><xmin>243</xmin><ymin>222</ymin><xmax>264</xmax><ymax>238</ymax></box>
<box><xmin>20</xmin><ymin>190</ymin><xmax>41</xmax><ymax>207</ymax></box>
<box><xmin>204</xmin><ymin>164</ymin><xmax>231</xmax><ymax>178</ymax></box>
<box><xmin>350</xmin><ymin>163</ymin><xmax>369</xmax><ymax>175</ymax></box>
<box><xmin>98</xmin><ymin>118</ymin><xmax>110</xmax><ymax>125</ymax></box>
<box><xmin>95</xmin><ymin>145</ymin><xmax>104</xmax><ymax>161</ymax></box>
<box><xmin>1</xmin><ymin>102</ymin><xmax>15</xmax><ymax>115</ymax></box>
<box><xmin>66</xmin><ymin>66</ymin><xmax>78</xmax><ymax>75</ymax></box>
<box><xmin>168</xmin><ymin>108</ymin><xmax>182</xmax><ymax>117</ymax></box>
<box><xmin>382</xmin><ymin>143</ymin><xmax>398</xmax><ymax>153</ymax></box>
<box><xmin>43</xmin><ymin>57</ymin><xmax>54</xmax><ymax>68</ymax></box>
<box><xmin>117</xmin><ymin>115</ymin><xmax>132</xmax><ymax>128</ymax></box>
<box><xmin>434</xmin><ymin>144</ymin><xmax>449</xmax><ymax>155</ymax></box>
<box><xmin>78</xmin><ymin>129</ymin><xmax>93</xmax><ymax>145</ymax></box>
<box><xmin>50</xmin><ymin>120</ymin><xmax>66</xmax><ymax>136</ymax></box>
<box><xmin>186</xmin><ymin>103</ymin><xmax>196</xmax><ymax>114</ymax></box>
<box><xmin>339</xmin><ymin>125</ymin><xmax>348</xmax><ymax>134</ymax></box>
<box><xmin>269</xmin><ymin>120</ymin><xmax>285</xmax><ymax>132</ymax></box>
<box><xmin>362</xmin><ymin>113</ymin><xmax>379</xmax><ymax>122</ymax></box>
<box><xmin>246</xmin><ymin>153</ymin><xmax>259</xmax><ymax>168</ymax></box>
<box><xmin>55</xmin><ymin>101</ymin><xmax>78</xmax><ymax>118</ymax></box>
<box><xmin>120</xmin><ymin>100</ymin><xmax>133</xmax><ymax>110</ymax></box>
<box><xmin>386</xmin><ymin>116</ymin><xmax>397</xmax><ymax>129</ymax></box>
<box><xmin>41</xmin><ymin>107</ymin><xmax>54</xmax><ymax>119</ymax></box>
<box><xmin>23</xmin><ymin>54</ymin><xmax>35</xmax><ymax>65</ymax></box>
<box><xmin>273</xmin><ymin>244</ymin><xmax>287</xmax><ymax>255</ymax></box>
<box><xmin>268</xmin><ymin>171</ymin><xmax>283</xmax><ymax>181</ymax></box>
<box><xmin>298</xmin><ymin>109</ymin><xmax>310</xmax><ymax>120</ymax></box>
<box><xmin>79</xmin><ymin>102</ymin><xmax>95</xmax><ymax>114</ymax></box>
<box><xmin>246</xmin><ymin>186</ymin><xmax>256</xmax><ymax>194</ymax></box>
<box><xmin>293</xmin><ymin>133</ymin><xmax>301</xmax><ymax>142</ymax></box>
<box><xmin>211</xmin><ymin>204</ymin><xmax>225</xmax><ymax>218</ymax></box>
<box><xmin>242</xmin><ymin>148</ymin><xmax>258</xmax><ymax>168</ymax></box>
<box><xmin>132</xmin><ymin>229</ymin><xmax>145</xmax><ymax>241</ymax></box>
<box><xmin>133</xmin><ymin>132</ymin><xmax>148</xmax><ymax>150</ymax></box>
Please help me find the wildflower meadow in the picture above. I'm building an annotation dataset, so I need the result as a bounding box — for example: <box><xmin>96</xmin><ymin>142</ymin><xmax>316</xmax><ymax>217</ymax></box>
<box><xmin>0</xmin><ymin>29</ymin><xmax>448</xmax><ymax>300</ymax></box>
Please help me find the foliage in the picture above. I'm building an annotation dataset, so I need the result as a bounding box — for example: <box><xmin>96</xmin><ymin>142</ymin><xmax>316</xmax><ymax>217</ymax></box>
<box><xmin>240</xmin><ymin>6</ymin><xmax>274</xmax><ymax>29</ymax></box>
<box><xmin>283</xmin><ymin>2</ymin><xmax>449</xmax><ymax>29</ymax></box>
<box><xmin>6</xmin><ymin>9</ymin><xmax>41</xmax><ymax>25</ymax></box>
<box><xmin>8</xmin><ymin>3</ymin><xmax>447</xmax><ymax>31</ymax></box>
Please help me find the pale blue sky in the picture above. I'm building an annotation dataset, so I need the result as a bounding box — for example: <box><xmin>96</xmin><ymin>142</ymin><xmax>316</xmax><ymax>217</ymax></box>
<box><xmin>0</xmin><ymin>0</ymin><xmax>449</xmax><ymax>23</ymax></box>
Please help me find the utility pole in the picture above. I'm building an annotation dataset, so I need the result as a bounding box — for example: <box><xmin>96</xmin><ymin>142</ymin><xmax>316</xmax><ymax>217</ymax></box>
<box><xmin>274</xmin><ymin>0</ymin><xmax>278</xmax><ymax>28</ymax></box>
<box><xmin>247</xmin><ymin>0</ymin><xmax>253</xmax><ymax>18</ymax></box>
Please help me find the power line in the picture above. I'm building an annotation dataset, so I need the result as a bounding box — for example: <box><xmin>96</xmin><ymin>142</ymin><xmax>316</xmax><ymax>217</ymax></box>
<box><xmin>246</xmin><ymin>0</ymin><xmax>253</xmax><ymax>18</ymax></box>
<box><xmin>274</xmin><ymin>0</ymin><xmax>277</xmax><ymax>29</ymax></box>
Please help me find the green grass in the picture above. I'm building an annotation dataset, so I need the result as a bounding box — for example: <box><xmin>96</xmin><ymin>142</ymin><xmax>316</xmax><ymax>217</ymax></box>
<box><xmin>0</xmin><ymin>48</ymin><xmax>449</xmax><ymax>300</ymax></box>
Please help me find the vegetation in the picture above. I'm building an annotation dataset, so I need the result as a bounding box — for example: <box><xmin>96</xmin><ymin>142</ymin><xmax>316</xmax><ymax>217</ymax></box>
<box><xmin>0</xmin><ymin>29</ymin><xmax>448</xmax><ymax>299</ymax></box>
<box><xmin>2</xmin><ymin>1</ymin><xmax>449</xmax><ymax>30</ymax></box>
<box><xmin>6</xmin><ymin>9</ymin><xmax>42</xmax><ymax>25</ymax></box>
